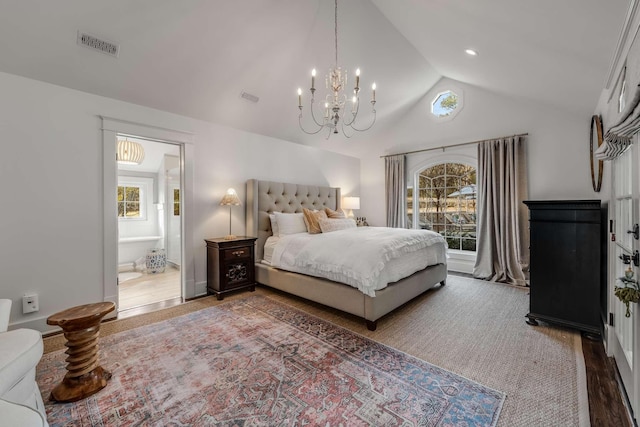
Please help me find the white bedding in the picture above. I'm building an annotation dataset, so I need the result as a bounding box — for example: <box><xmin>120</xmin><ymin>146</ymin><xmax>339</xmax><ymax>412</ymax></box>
<box><xmin>268</xmin><ymin>227</ymin><xmax>447</xmax><ymax>296</ymax></box>
<box><xmin>262</xmin><ymin>236</ymin><xmax>280</xmax><ymax>264</ymax></box>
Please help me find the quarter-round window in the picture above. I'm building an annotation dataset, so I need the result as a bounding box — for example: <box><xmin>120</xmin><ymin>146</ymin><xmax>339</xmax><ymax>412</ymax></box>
<box><xmin>431</xmin><ymin>90</ymin><xmax>459</xmax><ymax>118</ymax></box>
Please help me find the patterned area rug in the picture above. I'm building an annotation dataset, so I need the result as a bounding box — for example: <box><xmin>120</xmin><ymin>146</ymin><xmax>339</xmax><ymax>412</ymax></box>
<box><xmin>38</xmin><ymin>296</ymin><xmax>505</xmax><ymax>426</ymax></box>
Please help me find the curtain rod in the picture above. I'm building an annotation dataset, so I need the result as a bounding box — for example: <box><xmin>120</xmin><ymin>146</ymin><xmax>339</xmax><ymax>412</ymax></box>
<box><xmin>379</xmin><ymin>133</ymin><xmax>529</xmax><ymax>159</ymax></box>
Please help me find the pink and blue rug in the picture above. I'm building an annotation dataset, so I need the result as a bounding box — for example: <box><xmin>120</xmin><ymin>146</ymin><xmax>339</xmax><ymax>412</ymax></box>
<box><xmin>38</xmin><ymin>296</ymin><xmax>504</xmax><ymax>426</ymax></box>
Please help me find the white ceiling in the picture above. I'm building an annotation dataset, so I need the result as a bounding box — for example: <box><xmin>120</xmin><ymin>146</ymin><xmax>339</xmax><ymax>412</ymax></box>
<box><xmin>0</xmin><ymin>0</ymin><xmax>630</xmax><ymax>151</ymax></box>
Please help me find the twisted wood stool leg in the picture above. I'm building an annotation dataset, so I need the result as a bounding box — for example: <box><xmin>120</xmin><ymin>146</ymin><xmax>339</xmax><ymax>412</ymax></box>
<box><xmin>47</xmin><ymin>302</ymin><xmax>115</xmax><ymax>403</ymax></box>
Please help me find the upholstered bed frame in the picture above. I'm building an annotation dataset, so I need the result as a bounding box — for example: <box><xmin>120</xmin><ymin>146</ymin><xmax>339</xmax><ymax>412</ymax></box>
<box><xmin>246</xmin><ymin>179</ymin><xmax>447</xmax><ymax>330</ymax></box>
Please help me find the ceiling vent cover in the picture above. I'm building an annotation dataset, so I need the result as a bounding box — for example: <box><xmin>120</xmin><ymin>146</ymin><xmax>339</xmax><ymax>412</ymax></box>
<box><xmin>240</xmin><ymin>91</ymin><xmax>259</xmax><ymax>103</ymax></box>
<box><xmin>77</xmin><ymin>31</ymin><xmax>119</xmax><ymax>57</ymax></box>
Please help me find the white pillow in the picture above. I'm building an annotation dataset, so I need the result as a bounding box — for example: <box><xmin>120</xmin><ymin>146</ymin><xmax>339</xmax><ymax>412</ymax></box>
<box><xmin>274</xmin><ymin>212</ymin><xmax>307</xmax><ymax>236</ymax></box>
<box><xmin>269</xmin><ymin>214</ymin><xmax>279</xmax><ymax>236</ymax></box>
<box><xmin>318</xmin><ymin>218</ymin><xmax>357</xmax><ymax>233</ymax></box>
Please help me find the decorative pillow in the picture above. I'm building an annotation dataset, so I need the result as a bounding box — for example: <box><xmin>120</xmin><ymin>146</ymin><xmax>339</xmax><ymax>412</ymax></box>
<box><xmin>324</xmin><ymin>207</ymin><xmax>347</xmax><ymax>219</ymax></box>
<box><xmin>319</xmin><ymin>218</ymin><xmax>357</xmax><ymax>233</ymax></box>
<box><xmin>302</xmin><ymin>208</ymin><xmax>328</xmax><ymax>234</ymax></box>
<box><xmin>274</xmin><ymin>212</ymin><xmax>307</xmax><ymax>236</ymax></box>
<box><xmin>268</xmin><ymin>214</ymin><xmax>279</xmax><ymax>236</ymax></box>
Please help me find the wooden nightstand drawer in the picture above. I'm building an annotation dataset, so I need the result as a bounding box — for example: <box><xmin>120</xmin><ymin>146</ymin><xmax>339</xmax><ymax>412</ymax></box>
<box><xmin>205</xmin><ymin>236</ymin><xmax>257</xmax><ymax>300</ymax></box>
<box><xmin>224</xmin><ymin>247</ymin><xmax>250</xmax><ymax>260</ymax></box>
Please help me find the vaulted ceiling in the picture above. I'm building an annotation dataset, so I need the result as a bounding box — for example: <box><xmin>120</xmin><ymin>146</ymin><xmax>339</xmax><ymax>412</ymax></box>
<box><xmin>0</xmin><ymin>0</ymin><xmax>629</xmax><ymax>152</ymax></box>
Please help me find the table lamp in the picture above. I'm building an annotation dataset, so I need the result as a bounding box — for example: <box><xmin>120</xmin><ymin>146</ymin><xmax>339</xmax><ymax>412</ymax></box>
<box><xmin>220</xmin><ymin>188</ymin><xmax>241</xmax><ymax>239</ymax></box>
<box><xmin>342</xmin><ymin>196</ymin><xmax>360</xmax><ymax>218</ymax></box>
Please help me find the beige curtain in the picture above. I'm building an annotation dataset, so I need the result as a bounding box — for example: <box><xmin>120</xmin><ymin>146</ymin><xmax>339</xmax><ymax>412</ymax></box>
<box><xmin>473</xmin><ymin>136</ymin><xmax>529</xmax><ymax>286</ymax></box>
<box><xmin>385</xmin><ymin>154</ymin><xmax>407</xmax><ymax>228</ymax></box>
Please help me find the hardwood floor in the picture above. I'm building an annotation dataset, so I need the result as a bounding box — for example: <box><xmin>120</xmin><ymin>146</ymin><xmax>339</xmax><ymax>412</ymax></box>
<box><xmin>118</xmin><ymin>266</ymin><xmax>181</xmax><ymax>312</ymax></box>
<box><xmin>582</xmin><ymin>336</ymin><xmax>635</xmax><ymax>426</ymax></box>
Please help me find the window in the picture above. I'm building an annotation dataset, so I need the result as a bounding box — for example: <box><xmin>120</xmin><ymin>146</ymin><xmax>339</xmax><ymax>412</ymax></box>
<box><xmin>431</xmin><ymin>90</ymin><xmax>459</xmax><ymax>118</ymax></box>
<box><xmin>117</xmin><ymin>185</ymin><xmax>144</xmax><ymax>219</ymax></box>
<box><xmin>173</xmin><ymin>189</ymin><xmax>180</xmax><ymax>216</ymax></box>
<box><xmin>408</xmin><ymin>163</ymin><xmax>476</xmax><ymax>251</ymax></box>
<box><xmin>619</xmin><ymin>67</ymin><xmax>626</xmax><ymax>114</ymax></box>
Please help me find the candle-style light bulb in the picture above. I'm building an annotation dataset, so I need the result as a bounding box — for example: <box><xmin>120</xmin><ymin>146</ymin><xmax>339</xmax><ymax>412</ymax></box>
<box><xmin>324</xmin><ymin>102</ymin><xmax>329</xmax><ymax>119</ymax></box>
<box><xmin>297</xmin><ymin>88</ymin><xmax>302</xmax><ymax>107</ymax></box>
<box><xmin>352</xmin><ymin>95</ymin><xmax>357</xmax><ymax>113</ymax></box>
<box><xmin>372</xmin><ymin>82</ymin><xmax>376</xmax><ymax>102</ymax></box>
<box><xmin>355</xmin><ymin>68</ymin><xmax>360</xmax><ymax>90</ymax></box>
<box><xmin>311</xmin><ymin>68</ymin><xmax>316</xmax><ymax>90</ymax></box>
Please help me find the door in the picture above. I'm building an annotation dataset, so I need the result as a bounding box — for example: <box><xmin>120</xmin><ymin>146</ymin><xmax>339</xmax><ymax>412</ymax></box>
<box><xmin>610</xmin><ymin>136</ymin><xmax>640</xmax><ymax>415</ymax></box>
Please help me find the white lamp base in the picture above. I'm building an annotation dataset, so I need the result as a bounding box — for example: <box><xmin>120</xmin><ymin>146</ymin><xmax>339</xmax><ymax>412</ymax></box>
<box><xmin>224</xmin><ymin>234</ymin><xmax>237</xmax><ymax>240</ymax></box>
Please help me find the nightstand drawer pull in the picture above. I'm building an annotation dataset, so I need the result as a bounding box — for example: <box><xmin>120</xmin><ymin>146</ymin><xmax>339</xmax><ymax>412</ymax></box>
<box><xmin>224</xmin><ymin>247</ymin><xmax>250</xmax><ymax>260</ymax></box>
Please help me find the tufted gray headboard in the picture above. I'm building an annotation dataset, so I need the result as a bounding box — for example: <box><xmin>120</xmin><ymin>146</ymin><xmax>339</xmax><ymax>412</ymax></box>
<box><xmin>246</xmin><ymin>179</ymin><xmax>341</xmax><ymax>261</ymax></box>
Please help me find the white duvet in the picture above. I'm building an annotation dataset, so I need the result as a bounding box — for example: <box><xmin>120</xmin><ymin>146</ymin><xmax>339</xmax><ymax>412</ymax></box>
<box><xmin>269</xmin><ymin>227</ymin><xmax>447</xmax><ymax>297</ymax></box>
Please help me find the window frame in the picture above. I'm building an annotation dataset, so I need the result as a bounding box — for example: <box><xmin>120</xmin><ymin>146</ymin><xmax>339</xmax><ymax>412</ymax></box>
<box><xmin>412</xmin><ymin>162</ymin><xmax>477</xmax><ymax>252</ymax></box>
<box><xmin>428</xmin><ymin>86</ymin><xmax>464</xmax><ymax>122</ymax></box>
<box><xmin>407</xmin><ymin>151</ymin><xmax>477</xmax><ymax>267</ymax></box>
<box><xmin>117</xmin><ymin>181</ymin><xmax>148</xmax><ymax>221</ymax></box>
<box><xmin>173</xmin><ymin>188</ymin><xmax>180</xmax><ymax>216</ymax></box>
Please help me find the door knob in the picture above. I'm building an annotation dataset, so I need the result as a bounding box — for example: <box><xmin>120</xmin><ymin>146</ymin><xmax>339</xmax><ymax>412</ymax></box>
<box><xmin>620</xmin><ymin>254</ymin><xmax>631</xmax><ymax>264</ymax></box>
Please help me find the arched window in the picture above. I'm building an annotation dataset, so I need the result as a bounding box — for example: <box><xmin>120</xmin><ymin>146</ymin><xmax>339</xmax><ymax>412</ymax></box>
<box><xmin>408</xmin><ymin>162</ymin><xmax>476</xmax><ymax>251</ymax></box>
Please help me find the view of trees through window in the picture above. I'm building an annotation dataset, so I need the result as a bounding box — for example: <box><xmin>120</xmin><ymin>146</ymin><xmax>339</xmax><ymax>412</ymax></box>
<box><xmin>173</xmin><ymin>189</ymin><xmax>180</xmax><ymax>216</ymax></box>
<box><xmin>408</xmin><ymin>163</ymin><xmax>477</xmax><ymax>251</ymax></box>
<box><xmin>117</xmin><ymin>185</ymin><xmax>141</xmax><ymax>218</ymax></box>
<box><xmin>431</xmin><ymin>90</ymin><xmax>458</xmax><ymax>118</ymax></box>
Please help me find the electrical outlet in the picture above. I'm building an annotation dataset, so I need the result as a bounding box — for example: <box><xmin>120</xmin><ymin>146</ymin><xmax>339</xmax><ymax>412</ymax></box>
<box><xmin>22</xmin><ymin>293</ymin><xmax>39</xmax><ymax>313</ymax></box>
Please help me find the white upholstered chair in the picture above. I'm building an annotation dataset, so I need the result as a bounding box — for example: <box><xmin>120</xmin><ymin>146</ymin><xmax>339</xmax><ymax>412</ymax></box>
<box><xmin>0</xmin><ymin>299</ymin><xmax>49</xmax><ymax>426</ymax></box>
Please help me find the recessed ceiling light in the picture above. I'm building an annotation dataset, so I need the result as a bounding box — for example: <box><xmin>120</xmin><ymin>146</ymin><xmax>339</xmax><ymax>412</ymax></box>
<box><xmin>465</xmin><ymin>49</ymin><xmax>478</xmax><ymax>56</ymax></box>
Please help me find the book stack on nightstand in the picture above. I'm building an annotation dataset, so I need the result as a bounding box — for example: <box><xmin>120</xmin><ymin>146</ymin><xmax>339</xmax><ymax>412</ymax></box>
<box><xmin>205</xmin><ymin>236</ymin><xmax>257</xmax><ymax>300</ymax></box>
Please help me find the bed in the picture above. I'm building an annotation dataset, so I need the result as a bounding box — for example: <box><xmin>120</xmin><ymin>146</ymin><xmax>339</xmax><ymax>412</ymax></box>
<box><xmin>246</xmin><ymin>179</ymin><xmax>447</xmax><ymax>330</ymax></box>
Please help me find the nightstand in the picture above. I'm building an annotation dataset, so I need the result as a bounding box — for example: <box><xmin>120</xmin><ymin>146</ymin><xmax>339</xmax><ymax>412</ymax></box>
<box><xmin>205</xmin><ymin>236</ymin><xmax>257</xmax><ymax>300</ymax></box>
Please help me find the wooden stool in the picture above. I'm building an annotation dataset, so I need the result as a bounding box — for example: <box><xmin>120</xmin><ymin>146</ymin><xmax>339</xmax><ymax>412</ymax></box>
<box><xmin>46</xmin><ymin>302</ymin><xmax>115</xmax><ymax>403</ymax></box>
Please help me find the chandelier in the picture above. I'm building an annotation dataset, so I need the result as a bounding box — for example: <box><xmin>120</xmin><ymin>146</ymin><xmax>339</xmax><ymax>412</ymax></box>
<box><xmin>297</xmin><ymin>0</ymin><xmax>376</xmax><ymax>139</ymax></box>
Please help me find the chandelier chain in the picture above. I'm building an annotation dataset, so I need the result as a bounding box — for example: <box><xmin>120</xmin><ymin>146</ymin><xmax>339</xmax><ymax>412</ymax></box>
<box><xmin>334</xmin><ymin>0</ymin><xmax>338</xmax><ymax>68</ymax></box>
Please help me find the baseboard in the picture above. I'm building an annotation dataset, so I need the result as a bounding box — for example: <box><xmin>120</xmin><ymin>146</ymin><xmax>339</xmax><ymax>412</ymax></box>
<box><xmin>11</xmin><ymin>315</ymin><xmax>58</xmax><ymax>335</ymax></box>
<box><xmin>445</xmin><ymin>250</ymin><xmax>476</xmax><ymax>274</ymax></box>
<box><xmin>195</xmin><ymin>280</ymin><xmax>207</xmax><ymax>297</ymax></box>
<box><xmin>612</xmin><ymin>357</ymin><xmax>638</xmax><ymax>426</ymax></box>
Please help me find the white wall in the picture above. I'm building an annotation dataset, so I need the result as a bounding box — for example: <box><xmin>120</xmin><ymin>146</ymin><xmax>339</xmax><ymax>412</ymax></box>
<box><xmin>0</xmin><ymin>71</ymin><xmax>360</xmax><ymax>331</ymax></box>
<box><xmin>0</xmin><ymin>68</ymin><xmax>601</xmax><ymax>331</ymax></box>
<box><xmin>342</xmin><ymin>78</ymin><xmax>604</xmax><ymax>227</ymax></box>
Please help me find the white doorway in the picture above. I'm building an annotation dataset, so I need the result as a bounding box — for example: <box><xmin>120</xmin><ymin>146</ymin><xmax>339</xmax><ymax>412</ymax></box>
<box><xmin>116</xmin><ymin>136</ymin><xmax>183</xmax><ymax>311</ymax></box>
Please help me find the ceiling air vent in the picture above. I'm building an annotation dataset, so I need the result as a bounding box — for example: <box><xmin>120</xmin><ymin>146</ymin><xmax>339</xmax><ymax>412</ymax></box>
<box><xmin>240</xmin><ymin>91</ymin><xmax>259</xmax><ymax>103</ymax></box>
<box><xmin>77</xmin><ymin>31</ymin><xmax>119</xmax><ymax>57</ymax></box>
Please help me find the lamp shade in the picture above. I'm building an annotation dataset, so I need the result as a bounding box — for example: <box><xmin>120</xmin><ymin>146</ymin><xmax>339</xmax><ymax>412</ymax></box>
<box><xmin>220</xmin><ymin>188</ymin><xmax>241</xmax><ymax>206</ymax></box>
<box><xmin>342</xmin><ymin>196</ymin><xmax>360</xmax><ymax>210</ymax></box>
<box><xmin>116</xmin><ymin>138</ymin><xmax>145</xmax><ymax>165</ymax></box>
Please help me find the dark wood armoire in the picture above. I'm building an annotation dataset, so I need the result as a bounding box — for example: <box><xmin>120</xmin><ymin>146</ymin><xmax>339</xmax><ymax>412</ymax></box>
<box><xmin>523</xmin><ymin>200</ymin><xmax>606</xmax><ymax>335</ymax></box>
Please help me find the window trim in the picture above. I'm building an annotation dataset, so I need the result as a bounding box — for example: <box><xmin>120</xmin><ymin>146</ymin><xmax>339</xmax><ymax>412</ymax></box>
<box><xmin>428</xmin><ymin>86</ymin><xmax>464</xmax><ymax>122</ymax></box>
<box><xmin>117</xmin><ymin>180</ymin><xmax>149</xmax><ymax>221</ymax></box>
<box><xmin>412</xmin><ymin>162</ymin><xmax>477</xmax><ymax>252</ymax></box>
<box><xmin>407</xmin><ymin>151</ymin><xmax>478</xmax><ymax>273</ymax></box>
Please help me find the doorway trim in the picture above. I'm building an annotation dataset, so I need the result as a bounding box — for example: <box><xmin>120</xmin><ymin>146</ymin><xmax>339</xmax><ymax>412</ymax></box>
<box><xmin>101</xmin><ymin>116</ymin><xmax>195</xmax><ymax>316</ymax></box>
